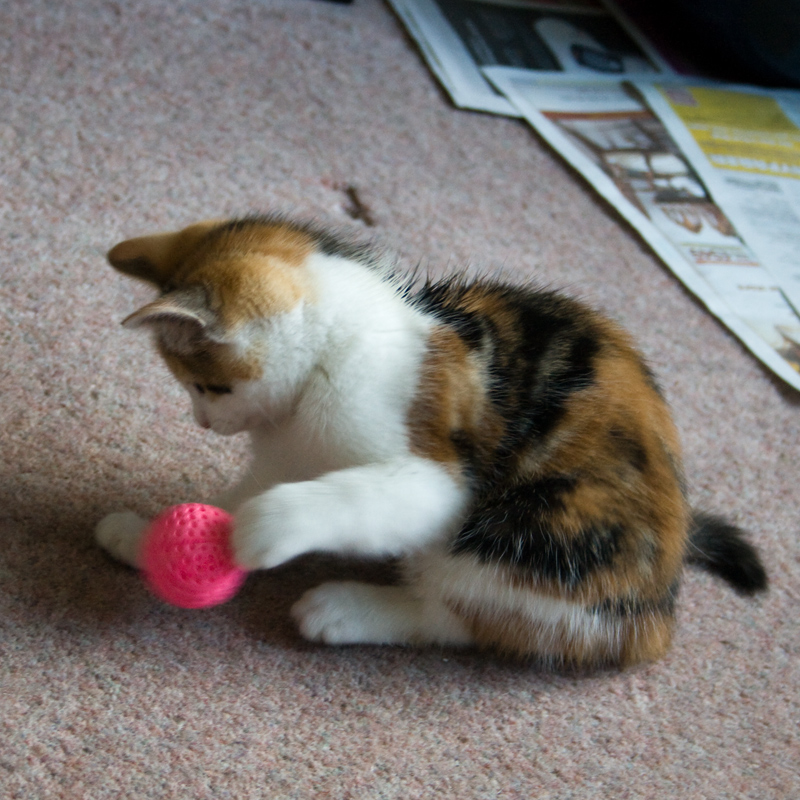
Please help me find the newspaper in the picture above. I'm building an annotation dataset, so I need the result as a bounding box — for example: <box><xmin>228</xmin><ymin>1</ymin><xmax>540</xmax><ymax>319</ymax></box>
<box><xmin>387</xmin><ymin>0</ymin><xmax>800</xmax><ymax>390</ymax></box>
<box><xmin>638</xmin><ymin>82</ymin><xmax>800</xmax><ymax>316</ymax></box>
<box><xmin>482</xmin><ymin>69</ymin><xmax>800</xmax><ymax>391</ymax></box>
<box><xmin>386</xmin><ymin>0</ymin><xmax>672</xmax><ymax>116</ymax></box>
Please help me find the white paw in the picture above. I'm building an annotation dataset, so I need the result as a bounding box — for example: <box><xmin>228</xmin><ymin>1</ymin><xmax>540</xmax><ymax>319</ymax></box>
<box><xmin>232</xmin><ymin>484</ymin><xmax>321</xmax><ymax>570</ymax></box>
<box><xmin>95</xmin><ymin>511</ymin><xmax>148</xmax><ymax>568</ymax></box>
<box><xmin>291</xmin><ymin>582</ymin><xmax>387</xmax><ymax>644</ymax></box>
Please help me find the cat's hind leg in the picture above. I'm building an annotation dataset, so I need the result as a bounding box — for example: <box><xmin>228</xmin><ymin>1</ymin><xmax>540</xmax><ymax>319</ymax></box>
<box><xmin>95</xmin><ymin>511</ymin><xmax>148</xmax><ymax>568</ymax></box>
<box><xmin>291</xmin><ymin>581</ymin><xmax>474</xmax><ymax>647</ymax></box>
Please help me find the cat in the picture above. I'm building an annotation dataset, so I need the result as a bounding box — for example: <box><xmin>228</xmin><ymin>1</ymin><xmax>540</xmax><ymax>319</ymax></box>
<box><xmin>95</xmin><ymin>215</ymin><xmax>767</xmax><ymax>668</ymax></box>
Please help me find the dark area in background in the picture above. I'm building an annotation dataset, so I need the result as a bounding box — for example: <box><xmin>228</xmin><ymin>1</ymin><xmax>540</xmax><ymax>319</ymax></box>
<box><xmin>434</xmin><ymin>0</ymin><xmax>653</xmax><ymax>70</ymax></box>
<box><xmin>618</xmin><ymin>0</ymin><xmax>800</xmax><ymax>87</ymax></box>
<box><xmin>316</xmin><ymin>0</ymin><xmax>800</xmax><ymax>86</ymax></box>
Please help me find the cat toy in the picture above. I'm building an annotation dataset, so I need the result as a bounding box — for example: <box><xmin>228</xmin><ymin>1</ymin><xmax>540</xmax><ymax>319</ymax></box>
<box><xmin>141</xmin><ymin>503</ymin><xmax>247</xmax><ymax>609</ymax></box>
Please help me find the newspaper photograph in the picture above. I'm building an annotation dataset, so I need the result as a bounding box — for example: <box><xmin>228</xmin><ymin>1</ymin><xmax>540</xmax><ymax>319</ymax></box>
<box><xmin>483</xmin><ymin>69</ymin><xmax>800</xmax><ymax>391</ymax></box>
<box><xmin>387</xmin><ymin>0</ymin><xmax>673</xmax><ymax>116</ymax></box>
<box><xmin>639</xmin><ymin>82</ymin><xmax>800</xmax><ymax>317</ymax></box>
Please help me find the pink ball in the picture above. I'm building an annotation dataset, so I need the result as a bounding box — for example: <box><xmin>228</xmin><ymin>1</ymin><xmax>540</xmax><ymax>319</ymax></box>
<box><xmin>141</xmin><ymin>503</ymin><xmax>246</xmax><ymax>609</ymax></box>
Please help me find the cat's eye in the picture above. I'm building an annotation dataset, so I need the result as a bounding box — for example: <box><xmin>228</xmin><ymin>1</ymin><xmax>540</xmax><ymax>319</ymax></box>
<box><xmin>192</xmin><ymin>382</ymin><xmax>232</xmax><ymax>395</ymax></box>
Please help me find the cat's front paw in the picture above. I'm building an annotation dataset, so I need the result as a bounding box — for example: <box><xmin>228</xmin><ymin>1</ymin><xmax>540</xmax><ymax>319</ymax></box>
<box><xmin>291</xmin><ymin>582</ymin><xmax>424</xmax><ymax>645</ymax></box>
<box><xmin>232</xmin><ymin>484</ymin><xmax>320</xmax><ymax>570</ymax></box>
<box><xmin>291</xmin><ymin>582</ymin><xmax>383</xmax><ymax>644</ymax></box>
<box><xmin>95</xmin><ymin>511</ymin><xmax>148</xmax><ymax>568</ymax></box>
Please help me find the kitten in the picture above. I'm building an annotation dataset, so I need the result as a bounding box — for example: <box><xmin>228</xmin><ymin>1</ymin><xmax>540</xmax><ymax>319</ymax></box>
<box><xmin>96</xmin><ymin>216</ymin><xmax>767</xmax><ymax>668</ymax></box>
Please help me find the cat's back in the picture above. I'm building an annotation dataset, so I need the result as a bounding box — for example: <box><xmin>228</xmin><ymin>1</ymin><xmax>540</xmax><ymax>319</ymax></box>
<box><xmin>410</xmin><ymin>276</ymin><xmax>683</xmax><ymax>488</ymax></box>
<box><xmin>409</xmin><ymin>278</ymin><xmax>690</xmax><ymax>666</ymax></box>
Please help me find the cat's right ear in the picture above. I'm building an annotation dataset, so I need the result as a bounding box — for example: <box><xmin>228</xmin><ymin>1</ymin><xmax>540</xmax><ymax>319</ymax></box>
<box><xmin>120</xmin><ymin>288</ymin><xmax>225</xmax><ymax>350</ymax></box>
<box><xmin>107</xmin><ymin>220</ymin><xmax>226</xmax><ymax>287</ymax></box>
<box><xmin>121</xmin><ymin>290</ymin><xmax>211</xmax><ymax>332</ymax></box>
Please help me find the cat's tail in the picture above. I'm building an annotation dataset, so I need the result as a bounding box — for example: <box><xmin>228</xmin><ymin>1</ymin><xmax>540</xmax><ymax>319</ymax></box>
<box><xmin>686</xmin><ymin>512</ymin><xmax>768</xmax><ymax>595</ymax></box>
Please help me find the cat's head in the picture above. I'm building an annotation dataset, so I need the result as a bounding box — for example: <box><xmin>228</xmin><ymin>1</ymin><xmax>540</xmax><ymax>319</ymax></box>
<box><xmin>109</xmin><ymin>217</ymin><xmax>324</xmax><ymax>435</ymax></box>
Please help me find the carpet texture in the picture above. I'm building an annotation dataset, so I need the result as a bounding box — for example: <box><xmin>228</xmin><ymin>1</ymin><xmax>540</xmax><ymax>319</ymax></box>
<box><xmin>1</xmin><ymin>1</ymin><xmax>798</xmax><ymax>797</ymax></box>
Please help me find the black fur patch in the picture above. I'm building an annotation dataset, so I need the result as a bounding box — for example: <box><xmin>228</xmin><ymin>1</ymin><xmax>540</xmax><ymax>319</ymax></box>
<box><xmin>414</xmin><ymin>279</ymin><xmax>603</xmax><ymax>482</ymax></box>
<box><xmin>415</xmin><ymin>289</ymin><xmax>487</xmax><ymax>350</ymax></box>
<box><xmin>487</xmin><ymin>321</ymin><xmax>601</xmax><ymax>478</ymax></box>
<box><xmin>412</xmin><ymin>281</ymin><xmax>490</xmax><ymax>350</ymax></box>
<box><xmin>452</xmin><ymin>477</ymin><xmax>624</xmax><ymax>587</ymax></box>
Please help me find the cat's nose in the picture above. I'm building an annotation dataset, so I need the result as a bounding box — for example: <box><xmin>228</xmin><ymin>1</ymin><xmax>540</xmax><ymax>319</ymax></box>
<box><xmin>193</xmin><ymin>407</ymin><xmax>211</xmax><ymax>429</ymax></box>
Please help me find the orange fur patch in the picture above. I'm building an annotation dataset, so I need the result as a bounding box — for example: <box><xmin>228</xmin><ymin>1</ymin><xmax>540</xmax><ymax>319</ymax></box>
<box><xmin>108</xmin><ymin>220</ymin><xmax>225</xmax><ymax>285</ymax></box>
<box><xmin>456</xmin><ymin>601</ymin><xmax>675</xmax><ymax>667</ymax></box>
<box><xmin>110</xmin><ymin>219</ymin><xmax>316</xmax><ymax>330</ymax></box>
<box><xmin>407</xmin><ymin>326</ymin><xmax>502</xmax><ymax>474</ymax></box>
<box><xmin>176</xmin><ymin>223</ymin><xmax>315</xmax><ymax>328</ymax></box>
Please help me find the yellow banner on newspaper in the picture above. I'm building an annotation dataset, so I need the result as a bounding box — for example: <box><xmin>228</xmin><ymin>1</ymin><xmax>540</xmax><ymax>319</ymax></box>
<box><xmin>664</xmin><ymin>87</ymin><xmax>800</xmax><ymax>179</ymax></box>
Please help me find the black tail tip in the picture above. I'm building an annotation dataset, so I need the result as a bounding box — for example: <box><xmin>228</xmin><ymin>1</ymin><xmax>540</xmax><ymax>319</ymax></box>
<box><xmin>688</xmin><ymin>513</ymin><xmax>768</xmax><ymax>595</ymax></box>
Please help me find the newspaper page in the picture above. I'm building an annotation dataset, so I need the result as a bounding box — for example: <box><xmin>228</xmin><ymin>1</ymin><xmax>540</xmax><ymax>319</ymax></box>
<box><xmin>386</xmin><ymin>0</ymin><xmax>672</xmax><ymax>116</ymax></box>
<box><xmin>639</xmin><ymin>82</ymin><xmax>800</xmax><ymax>316</ymax></box>
<box><xmin>483</xmin><ymin>69</ymin><xmax>800</xmax><ymax>391</ymax></box>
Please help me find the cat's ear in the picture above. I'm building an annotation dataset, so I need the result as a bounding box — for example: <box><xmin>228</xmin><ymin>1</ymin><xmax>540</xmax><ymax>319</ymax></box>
<box><xmin>107</xmin><ymin>220</ymin><xmax>226</xmax><ymax>287</ymax></box>
<box><xmin>121</xmin><ymin>289</ymin><xmax>221</xmax><ymax>346</ymax></box>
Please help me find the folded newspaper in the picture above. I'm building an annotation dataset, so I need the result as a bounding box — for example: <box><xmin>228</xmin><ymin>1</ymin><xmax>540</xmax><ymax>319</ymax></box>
<box><xmin>387</xmin><ymin>0</ymin><xmax>673</xmax><ymax>115</ymax></box>
<box><xmin>387</xmin><ymin>0</ymin><xmax>800</xmax><ymax>391</ymax></box>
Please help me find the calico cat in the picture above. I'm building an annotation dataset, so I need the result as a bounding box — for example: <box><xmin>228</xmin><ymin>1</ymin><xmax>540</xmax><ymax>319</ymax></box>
<box><xmin>96</xmin><ymin>215</ymin><xmax>767</xmax><ymax>668</ymax></box>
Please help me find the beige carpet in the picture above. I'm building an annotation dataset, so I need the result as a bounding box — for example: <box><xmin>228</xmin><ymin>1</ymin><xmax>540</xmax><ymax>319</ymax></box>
<box><xmin>1</xmin><ymin>1</ymin><xmax>798</xmax><ymax>797</ymax></box>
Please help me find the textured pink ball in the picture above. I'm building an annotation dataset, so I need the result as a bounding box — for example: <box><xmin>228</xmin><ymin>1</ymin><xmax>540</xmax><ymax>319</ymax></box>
<box><xmin>141</xmin><ymin>504</ymin><xmax>246</xmax><ymax>609</ymax></box>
